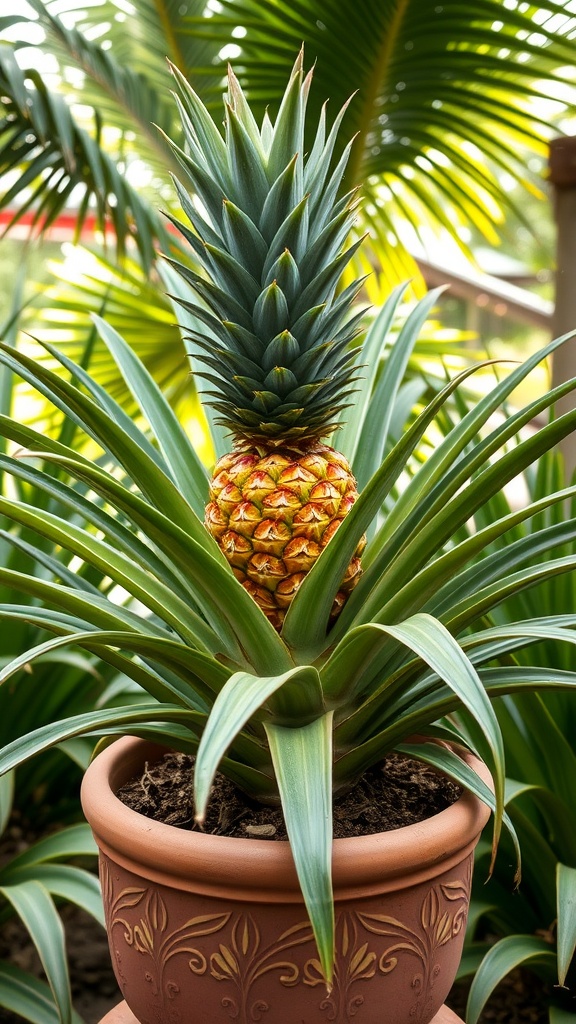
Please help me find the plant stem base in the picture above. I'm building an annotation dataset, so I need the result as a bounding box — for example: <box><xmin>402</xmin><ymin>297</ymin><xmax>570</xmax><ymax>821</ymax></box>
<box><xmin>98</xmin><ymin>1002</ymin><xmax>464</xmax><ymax>1023</ymax></box>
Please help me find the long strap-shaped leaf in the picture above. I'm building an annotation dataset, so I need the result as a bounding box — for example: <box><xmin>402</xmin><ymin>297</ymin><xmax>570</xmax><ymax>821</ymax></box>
<box><xmin>0</xmin><ymin>605</ymin><xmax>226</xmax><ymax>733</ymax></box>
<box><xmin>331</xmin><ymin>614</ymin><xmax>504</xmax><ymax>866</ymax></box>
<box><xmin>444</xmin><ymin>556</ymin><xmax>576</xmax><ymax>638</ymax></box>
<box><xmin>283</xmin><ymin>362</ymin><xmax>486</xmax><ymax>655</ymax></box>
<box><xmin>334</xmin><ymin>280</ymin><xmax>410</xmax><ymax>467</ymax></box>
<box><xmin>0</xmin><ymin>572</ymin><xmax>177</xmax><ymax>640</ymax></box>
<box><xmin>354</xmin><ymin>286</ymin><xmax>446</xmax><ymax>490</ymax></box>
<box><xmin>33</xmin><ymin>453</ymin><xmax>292</xmax><ymax>673</ymax></box>
<box><xmin>18</xmin><ymin>451</ymin><xmax>224</xmax><ymax>636</ymax></box>
<box><xmin>0</xmin><ymin>494</ymin><xmax>222</xmax><ymax>655</ymax></box>
<box><xmin>364</xmin><ymin>331</ymin><xmax>576</xmax><ymax>567</ymax></box>
<box><xmin>346</xmin><ymin>399</ymin><xmax>576</xmax><ymax>638</ymax></box>
<box><xmin>0</xmin><ymin>415</ymin><xmax>97</xmax><ymax>472</ymax></box>
<box><xmin>265</xmin><ymin>713</ymin><xmax>334</xmax><ymax>985</ymax></box>
<box><xmin>466</xmin><ymin>936</ymin><xmax>556</xmax><ymax>1024</ymax></box>
<box><xmin>361</xmin><ymin>412</ymin><xmax>576</xmax><ymax>629</ymax></box>
<box><xmin>0</xmin><ymin>881</ymin><xmax>71</xmax><ymax>1024</ymax></box>
<box><xmin>0</xmin><ymin>628</ymin><xmax>233</xmax><ymax>713</ymax></box>
<box><xmin>371</xmin><ymin>618</ymin><xmax>576</xmax><ymax>728</ymax></box>
<box><xmin>4</xmin><ymin>865</ymin><xmax>105</xmax><ymax>927</ymax></box>
<box><xmin>332</xmin><ymin>618</ymin><xmax>576</xmax><ymax>749</ymax></box>
<box><xmin>460</xmin><ymin>620</ymin><xmax>576</xmax><ymax>664</ymax></box>
<box><xmin>363</xmin><ymin>491</ymin><xmax>576</xmax><ymax>633</ymax></box>
<box><xmin>503</xmin><ymin>781</ymin><xmax>576</xmax><ymax>867</ymax></box>
<box><xmin>0</xmin><ymin>343</ymin><xmax>212</xmax><ymax>551</ymax></box>
<box><xmin>427</xmin><ymin>520</ymin><xmax>576</xmax><ymax>621</ymax></box>
<box><xmin>0</xmin><ymin>585</ymin><xmax>232</xmax><ymax>717</ymax></box>
<box><xmin>506</xmin><ymin>694</ymin><xmax>576</xmax><ymax>817</ymax></box>
<box><xmin>479</xmin><ymin>667</ymin><xmax>573</xmax><ymax>692</ymax></box>
<box><xmin>334</xmin><ymin>672</ymin><xmax>576</xmax><ymax>799</ymax></box>
<box><xmin>0</xmin><ymin>453</ymin><xmax>190</xmax><ymax>601</ymax></box>
<box><xmin>0</xmin><ymin>704</ymin><xmax>205</xmax><ymax>775</ymax></box>
<box><xmin>194</xmin><ymin>664</ymin><xmax>324</xmax><ymax>821</ymax></box>
<box><xmin>92</xmin><ymin>315</ymin><xmax>210</xmax><ymax>506</ymax></box>
<box><xmin>0</xmin><ymin>769</ymin><xmax>13</xmax><ymax>835</ymax></box>
<box><xmin>0</xmin><ymin>525</ymin><xmax>104</xmax><ymax>598</ymax></box>
<box><xmin>557</xmin><ymin>864</ymin><xmax>576</xmax><ymax>987</ymax></box>
<box><xmin>396</xmin><ymin>740</ymin><xmax>521</xmax><ymax>881</ymax></box>
<box><xmin>5</xmin><ymin>823</ymin><xmax>97</xmax><ymax>870</ymax></box>
<box><xmin>0</xmin><ymin>613</ymin><xmax>266</xmax><ymax>767</ymax></box>
<box><xmin>31</xmin><ymin>338</ymin><xmax>167</xmax><ymax>473</ymax></box>
<box><xmin>0</xmin><ymin>960</ymin><xmax>84</xmax><ymax>1024</ymax></box>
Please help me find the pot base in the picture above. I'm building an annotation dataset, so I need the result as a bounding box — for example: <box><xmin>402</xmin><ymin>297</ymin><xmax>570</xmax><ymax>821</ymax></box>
<box><xmin>98</xmin><ymin>1001</ymin><xmax>465</xmax><ymax>1023</ymax></box>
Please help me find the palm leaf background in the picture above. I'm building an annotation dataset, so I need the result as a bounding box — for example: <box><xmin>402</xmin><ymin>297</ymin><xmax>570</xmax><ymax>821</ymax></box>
<box><xmin>193</xmin><ymin>0</ymin><xmax>576</xmax><ymax>292</ymax></box>
<box><xmin>0</xmin><ymin>0</ymin><xmax>574</xmax><ymax>419</ymax></box>
<box><xmin>1</xmin><ymin>0</ymin><xmax>575</xmax><ymax>291</ymax></box>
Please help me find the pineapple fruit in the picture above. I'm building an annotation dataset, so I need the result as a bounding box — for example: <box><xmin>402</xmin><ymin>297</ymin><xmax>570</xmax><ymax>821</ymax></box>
<box><xmin>166</xmin><ymin>52</ymin><xmax>366</xmax><ymax>629</ymax></box>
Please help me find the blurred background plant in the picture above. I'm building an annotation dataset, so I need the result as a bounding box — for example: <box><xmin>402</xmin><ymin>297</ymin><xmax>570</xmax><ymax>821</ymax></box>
<box><xmin>0</xmin><ymin>309</ymin><xmax>143</xmax><ymax>1023</ymax></box>
<box><xmin>0</xmin><ymin>769</ymin><xmax>104</xmax><ymax>1024</ymax></box>
<box><xmin>0</xmin><ymin>0</ymin><xmax>575</xmax><ymax>403</ymax></box>
<box><xmin>439</xmin><ymin>442</ymin><xmax>576</xmax><ymax>1022</ymax></box>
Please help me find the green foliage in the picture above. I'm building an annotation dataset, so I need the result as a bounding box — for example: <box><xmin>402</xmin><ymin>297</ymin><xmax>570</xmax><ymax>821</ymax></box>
<box><xmin>0</xmin><ymin>54</ymin><xmax>575</xmax><ymax>983</ymax></box>
<box><xmin>1</xmin><ymin>0</ymin><xmax>575</xmax><ymax>294</ymax></box>
<box><xmin>0</xmin><ymin>310</ymin><xmax>138</xmax><ymax>813</ymax></box>
<box><xmin>0</xmin><ymin>771</ymin><xmax>102</xmax><ymax>1024</ymax></box>
<box><xmin>164</xmin><ymin>53</ymin><xmax>364</xmax><ymax>444</ymax></box>
<box><xmin>450</xmin><ymin>451</ymin><xmax>576</xmax><ymax>1020</ymax></box>
<box><xmin>2</xmin><ymin>1</ymin><xmax>573</xmax><ymax>435</ymax></box>
<box><xmin>0</xmin><ymin>286</ymin><xmax>574</xmax><ymax>976</ymax></box>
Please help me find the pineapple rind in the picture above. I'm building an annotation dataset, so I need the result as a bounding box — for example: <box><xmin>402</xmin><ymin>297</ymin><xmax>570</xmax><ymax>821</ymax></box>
<box><xmin>205</xmin><ymin>444</ymin><xmax>366</xmax><ymax>629</ymax></box>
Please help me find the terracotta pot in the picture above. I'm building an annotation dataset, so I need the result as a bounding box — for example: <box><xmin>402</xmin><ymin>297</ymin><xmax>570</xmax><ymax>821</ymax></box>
<box><xmin>81</xmin><ymin>737</ymin><xmax>491</xmax><ymax>1024</ymax></box>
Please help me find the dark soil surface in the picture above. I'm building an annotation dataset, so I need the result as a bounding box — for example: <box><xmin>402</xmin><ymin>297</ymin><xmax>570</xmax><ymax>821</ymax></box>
<box><xmin>117</xmin><ymin>750</ymin><xmax>461</xmax><ymax>838</ymax></box>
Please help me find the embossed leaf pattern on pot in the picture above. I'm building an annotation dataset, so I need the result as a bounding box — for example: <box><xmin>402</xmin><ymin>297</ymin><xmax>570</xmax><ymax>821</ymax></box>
<box><xmin>298</xmin><ymin>868</ymin><xmax>471</xmax><ymax>1022</ymax></box>
<box><xmin>100</xmin><ymin>852</ymin><xmax>470</xmax><ymax>1023</ymax></box>
<box><xmin>102</xmin><ymin>859</ymin><xmax>233</xmax><ymax>1005</ymax></box>
<box><xmin>210</xmin><ymin>915</ymin><xmax>316</xmax><ymax>1020</ymax></box>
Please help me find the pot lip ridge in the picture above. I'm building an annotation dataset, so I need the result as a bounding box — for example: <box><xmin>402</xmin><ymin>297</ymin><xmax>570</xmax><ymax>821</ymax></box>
<box><xmin>81</xmin><ymin>736</ymin><xmax>493</xmax><ymax>901</ymax></box>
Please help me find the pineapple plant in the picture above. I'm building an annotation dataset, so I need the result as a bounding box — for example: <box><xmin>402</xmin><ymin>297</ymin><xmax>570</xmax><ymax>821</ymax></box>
<box><xmin>164</xmin><ymin>51</ymin><xmax>366</xmax><ymax>629</ymax></box>
<box><xmin>1</xmin><ymin>52</ymin><xmax>576</xmax><ymax>1002</ymax></box>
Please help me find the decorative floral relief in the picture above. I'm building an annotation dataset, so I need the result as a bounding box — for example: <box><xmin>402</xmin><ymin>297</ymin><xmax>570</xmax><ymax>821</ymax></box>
<box><xmin>303</xmin><ymin>862</ymin><xmax>472</xmax><ymax>1023</ymax></box>
<box><xmin>101</xmin><ymin>862</ymin><xmax>231</xmax><ymax>1021</ymax></box>
<box><xmin>209</xmin><ymin>914</ymin><xmax>314</xmax><ymax>1020</ymax></box>
<box><xmin>101</xmin><ymin>854</ymin><xmax>471</xmax><ymax>1023</ymax></box>
<box><xmin>101</xmin><ymin>856</ymin><xmax>313</xmax><ymax>1022</ymax></box>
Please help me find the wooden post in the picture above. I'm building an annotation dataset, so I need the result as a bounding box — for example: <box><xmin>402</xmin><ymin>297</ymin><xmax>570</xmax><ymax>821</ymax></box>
<box><xmin>549</xmin><ymin>136</ymin><xmax>576</xmax><ymax>474</ymax></box>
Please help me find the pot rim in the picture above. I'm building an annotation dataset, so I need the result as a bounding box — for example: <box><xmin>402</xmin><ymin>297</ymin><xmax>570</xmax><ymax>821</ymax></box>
<box><xmin>81</xmin><ymin>736</ymin><xmax>492</xmax><ymax>902</ymax></box>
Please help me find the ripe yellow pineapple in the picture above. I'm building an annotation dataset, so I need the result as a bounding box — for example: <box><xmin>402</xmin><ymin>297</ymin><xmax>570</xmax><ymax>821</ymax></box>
<box><xmin>205</xmin><ymin>445</ymin><xmax>363</xmax><ymax>629</ymax></box>
<box><xmin>166</xmin><ymin>52</ymin><xmax>366</xmax><ymax>628</ymax></box>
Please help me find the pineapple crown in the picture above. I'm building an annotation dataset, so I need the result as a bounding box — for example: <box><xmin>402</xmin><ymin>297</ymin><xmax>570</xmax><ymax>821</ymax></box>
<box><xmin>163</xmin><ymin>51</ymin><xmax>366</xmax><ymax>447</ymax></box>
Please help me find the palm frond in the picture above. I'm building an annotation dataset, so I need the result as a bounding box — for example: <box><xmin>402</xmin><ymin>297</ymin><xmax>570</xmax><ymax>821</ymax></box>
<box><xmin>0</xmin><ymin>45</ymin><xmax>168</xmax><ymax>266</ymax></box>
<box><xmin>190</xmin><ymin>0</ymin><xmax>576</xmax><ymax>292</ymax></box>
<box><xmin>32</xmin><ymin>0</ymin><xmax>224</xmax><ymax>97</ymax></box>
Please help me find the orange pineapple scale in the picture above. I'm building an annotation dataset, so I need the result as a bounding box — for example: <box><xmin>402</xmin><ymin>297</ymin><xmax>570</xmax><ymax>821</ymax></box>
<box><xmin>205</xmin><ymin>444</ymin><xmax>366</xmax><ymax>630</ymax></box>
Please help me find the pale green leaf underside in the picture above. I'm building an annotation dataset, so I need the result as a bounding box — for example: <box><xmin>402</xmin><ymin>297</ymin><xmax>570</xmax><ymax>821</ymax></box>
<box><xmin>194</xmin><ymin>664</ymin><xmax>322</xmax><ymax>819</ymax></box>
<box><xmin>557</xmin><ymin>863</ymin><xmax>576</xmax><ymax>987</ymax></box>
<box><xmin>265</xmin><ymin>713</ymin><xmax>334</xmax><ymax>984</ymax></box>
<box><xmin>0</xmin><ymin>881</ymin><xmax>72</xmax><ymax>1024</ymax></box>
